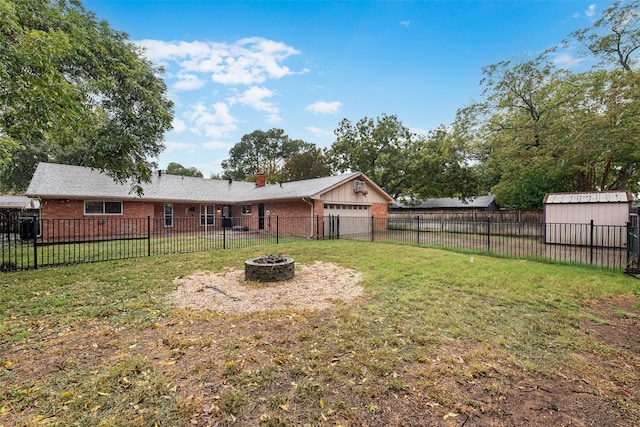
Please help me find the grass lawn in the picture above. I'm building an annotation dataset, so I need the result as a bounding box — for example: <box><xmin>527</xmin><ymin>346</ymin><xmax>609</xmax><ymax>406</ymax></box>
<box><xmin>1</xmin><ymin>240</ymin><xmax>638</xmax><ymax>426</ymax></box>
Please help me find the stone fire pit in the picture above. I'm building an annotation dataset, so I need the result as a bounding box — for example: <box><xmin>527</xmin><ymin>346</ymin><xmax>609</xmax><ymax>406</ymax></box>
<box><xmin>245</xmin><ymin>255</ymin><xmax>295</xmax><ymax>282</ymax></box>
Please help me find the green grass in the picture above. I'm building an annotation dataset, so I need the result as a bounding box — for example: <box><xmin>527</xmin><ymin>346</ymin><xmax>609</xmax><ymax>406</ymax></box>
<box><xmin>1</xmin><ymin>240</ymin><xmax>638</xmax><ymax>425</ymax></box>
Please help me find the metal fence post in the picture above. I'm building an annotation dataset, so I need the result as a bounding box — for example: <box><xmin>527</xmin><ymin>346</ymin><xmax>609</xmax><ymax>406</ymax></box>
<box><xmin>590</xmin><ymin>219</ymin><xmax>594</xmax><ymax>265</ymax></box>
<box><xmin>223</xmin><ymin>217</ymin><xmax>227</xmax><ymax>249</ymax></box>
<box><xmin>276</xmin><ymin>216</ymin><xmax>279</xmax><ymax>244</ymax></box>
<box><xmin>33</xmin><ymin>218</ymin><xmax>38</xmax><ymax>270</ymax></box>
<box><xmin>147</xmin><ymin>216</ymin><xmax>151</xmax><ymax>257</ymax></box>
<box><xmin>416</xmin><ymin>215</ymin><xmax>420</xmax><ymax>245</ymax></box>
<box><xmin>371</xmin><ymin>216</ymin><xmax>375</xmax><ymax>242</ymax></box>
<box><xmin>316</xmin><ymin>215</ymin><xmax>320</xmax><ymax>240</ymax></box>
<box><xmin>487</xmin><ymin>217</ymin><xmax>491</xmax><ymax>252</ymax></box>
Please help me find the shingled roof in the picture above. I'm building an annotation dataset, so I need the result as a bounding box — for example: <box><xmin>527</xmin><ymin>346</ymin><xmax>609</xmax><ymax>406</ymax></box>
<box><xmin>393</xmin><ymin>195</ymin><xmax>497</xmax><ymax>210</ymax></box>
<box><xmin>25</xmin><ymin>163</ymin><xmax>392</xmax><ymax>203</ymax></box>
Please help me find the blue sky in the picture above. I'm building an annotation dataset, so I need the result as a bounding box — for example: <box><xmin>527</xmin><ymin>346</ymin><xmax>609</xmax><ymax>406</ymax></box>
<box><xmin>84</xmin><ymin>0</ymin><xmax>612</xmax><ymax>177</ymax></box>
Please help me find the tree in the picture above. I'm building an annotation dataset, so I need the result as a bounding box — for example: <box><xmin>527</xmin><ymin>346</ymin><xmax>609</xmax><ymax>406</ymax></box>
<box><xmin>327</xmin><ymin>114</ymin><xmax>415</xmax><ymax>199</ymax></box>
<box><xmin>566</xmin><ymin>0</ymin><xmax>640</xmax><ymax>74</ymax></box>
<box><xmin>281</xmin><ymin>148</ymin><xmax>331</xmax><ymax>181</ymax></box>
<box><xmin>0</xmin><ymin>0</ymin><xmax>173</xmax><ymax>193</ymax></box>
<box><xmin>221</xmin><ymin>129</ymin><xmax>314</xmax><ymax>182</ymax></box>
<box><xmin>165</xmin><ymin>162</ymin><xmax>203</xmax><ymax>178</ymax></box>
<box><xmin>407</xmin><ymin>126</ymin><xmax>482</xmax><ymax>201</ymax></box>
<box><xmin>455</xmin><ymin>55</ymin><xmax>585</xmax><ymax>207</ymax></box>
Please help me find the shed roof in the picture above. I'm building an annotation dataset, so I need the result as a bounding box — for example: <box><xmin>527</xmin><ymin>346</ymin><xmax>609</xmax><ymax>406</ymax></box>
<box><xmin>26</xmin><ymin>163</ymin><xmax>394</xmax><ymax>203</ymax></box>
<box><xmin>0</xmin><ymin>196</ymin><xmax>40</xmax><ymax>209</ymax></box>
<box><xmin>543</xmin><ymin>191</ymin><xmax>633</xmax><ymax>204</ymax></box>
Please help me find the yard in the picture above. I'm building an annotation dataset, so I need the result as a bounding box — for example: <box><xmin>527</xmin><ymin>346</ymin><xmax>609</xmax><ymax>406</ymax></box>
<box><xmin>1</xmin><ymin>240</ymin><xmax>639</xmax><ymax>426</ymax></box>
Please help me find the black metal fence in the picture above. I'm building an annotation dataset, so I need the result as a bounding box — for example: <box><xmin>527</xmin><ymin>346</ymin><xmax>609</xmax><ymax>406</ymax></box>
<box><xmin>1</xmin><ymin>214</ymin><xmax>638</xmax><ymax>272</ymax></box>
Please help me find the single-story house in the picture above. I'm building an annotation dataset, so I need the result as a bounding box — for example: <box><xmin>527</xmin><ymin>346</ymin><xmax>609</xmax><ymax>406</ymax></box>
<box><xmin>391</xmin><ymin>195</ymin><xmax>499</xmax><ymax>213</ymax></box>
<box><xmin>26</xmin><ymin>162</ymin><xmax>394</xmax><ymax>241</ymax></box>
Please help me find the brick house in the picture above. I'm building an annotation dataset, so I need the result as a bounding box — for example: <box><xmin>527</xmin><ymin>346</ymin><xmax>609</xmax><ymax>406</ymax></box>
<box><xmin>26</xmin><ymin>163</ymin><xmax>394</xmax><ymax>241</ymax></box>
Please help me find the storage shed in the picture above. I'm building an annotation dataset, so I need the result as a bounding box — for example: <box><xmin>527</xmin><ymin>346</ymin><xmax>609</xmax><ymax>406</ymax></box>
<box><xmin>543</xmin><ymin>191</ymin><xmax>633</xmax><ymax>247</ymax></box>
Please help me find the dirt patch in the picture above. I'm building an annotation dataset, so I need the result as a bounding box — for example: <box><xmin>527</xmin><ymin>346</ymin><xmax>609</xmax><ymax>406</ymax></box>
<box><xmin>2</xmin><ymin>270</ymin><xmax>639</xmax><ymax>427</ymax></box>
<box><xmin>172</xmin><ymin>261</ymin><xmax>364</xmax><ymax>312</ymax></box>
<box><xmin>581</xmin><ymin>296</ymin><xmax>640</xmax><ymax>355</ymax></box>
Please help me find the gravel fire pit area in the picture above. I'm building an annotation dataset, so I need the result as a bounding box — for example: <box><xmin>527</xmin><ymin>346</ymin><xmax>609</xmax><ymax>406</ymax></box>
<box><xmin>172</xmin><ymin>261</ymin><xmax>363</xmax><ymax>313</ymax></box>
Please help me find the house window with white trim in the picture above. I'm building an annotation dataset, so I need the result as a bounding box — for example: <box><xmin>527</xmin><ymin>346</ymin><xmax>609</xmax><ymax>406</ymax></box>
<box><xmin>200</xmin><ymin>204</ymin><xmax>215</xmax><ymax>226</ymax></box>
<box><xmin>84</xmin><ymin>201</ymin><xmax>122</xmax><ymax>215</ymax></box>
<box><xmin>241</xmin><ymin>204</ymin><xmax>252</xmax><ymax>215</ymax></box>
<box><xmin>164</xmin><ymin>203</ymin><xmax>173</xmax><ymax>227</ymax></box>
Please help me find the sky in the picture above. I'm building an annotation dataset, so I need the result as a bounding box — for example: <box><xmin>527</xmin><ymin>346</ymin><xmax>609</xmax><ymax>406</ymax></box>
<box><xmin>83</xmin><ymin>0</ymin><xmax>614</xmax><ymax>177</ymax></box>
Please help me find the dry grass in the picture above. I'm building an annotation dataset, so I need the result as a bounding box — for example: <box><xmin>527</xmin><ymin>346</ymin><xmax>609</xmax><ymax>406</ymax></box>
<box><xmin>1</xmin><ymin>240</ymin><xmax>638</xmax><ymax>426</ymax></box>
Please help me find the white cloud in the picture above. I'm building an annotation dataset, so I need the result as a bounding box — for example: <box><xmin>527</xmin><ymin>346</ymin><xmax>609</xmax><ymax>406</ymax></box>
<box><xmin>184</xmin><ymin>102</ymin><xmax>238</xmax><ymax>138</ymax></box>
<box><xmin>228</xmin><ymin>86</ymin><xmax>278</xmax><ymax>113</ymax></box>
<box><xmin>409</xmin><ymin>127</ymin><xmax>429</xmax><ymax>137</ymax></box>
<box><xmin>136</xmin><ymin>37</ymin><xmax>307</xmax><ymax>86</ymax></box>
<box><xmin>265</xmin><ymin>113</ymin><xmax>282</xmax><ymax>124</ymax></box>
<box><xmin>172</xmin><ymin>118</ymin><xmax>187</xmax><ymax>133</ymax></box>
<box><xmin>163</xmin><ymin>141</ymin><xmax>198</xmax><ymax>154</ymax></box>
<box><xmin>400</xmin><ymin>20</ymin><xmax>411</xmax><ymax>27</ymax></box>
<box><xmin>172</xmin><ymin>73</ymin><xmax>206</xmax><ymax>91</ymax></box>
<box><xmin>306</xmin><ymin>126</ymin><xmax>333</xmax><ymax>137</ymax></box>
<box><xmin>202</xmin><ymin>140</ymin><xmax>233</xmax><ymax>150</ymax></box>
<box><xmin>552</xmin><ymin>52</ymin><xmax>588</xmax><ymax>69</ymax></box>
<box><xmin>305</xmin><ymin>101</ymin><xmax>342</xmax><ymax>114</ymax></box>
<box><xmin>137</xmin><ymin>39</ymin><xmax>212</xmax><ymax>62</ymax></box>
<box><xmin>585</xmin><ymin>4</ymin><xmax>597</xmax><ymax>18</ymax></box>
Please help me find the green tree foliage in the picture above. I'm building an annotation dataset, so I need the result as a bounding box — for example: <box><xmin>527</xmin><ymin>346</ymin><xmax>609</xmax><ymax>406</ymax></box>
<box><xmin>328</xmin><ymin>114</ymin><xmax>414</xmax><ymax>199</ymax></box>
<box><xmin>281</xmin><ymin>148</ymin><xmax>331</xmax><ymax>181</ymax></box>
<box><xmin>407</xmin><ymin>126</ymin><xmax>481</xmax><ymax>201</ymax></box>
<box><xmin>566</xmin><ymin>0</ymin><xmax>640</xmax><ymax>74</ymax></box>
<box><xmin>328</xmin><ymin>114</ymin><xmax>480</xmax><ymax>200</ymax></box>
<box><xmin>456</xmin><ymin>0</ymin><xmax>640</xmax><ymax>209</ymax></box>
<box><xmin>457</xmin><ymin>56</ymin><xmax>576</xmax><ymax>207</ymax></box>
<box><xmin>221</xmin><ymin>129</ymin><xmax>314</xmax><ymax>183</ymax></box>
<box><xmin>0</xmin><ymin>0</ymin><xmax>173</xmax><ymax>193</ymax></box>
<box><xmin>165</xmin><ymin>162</ymin><xmax>203</xmax><ymax>178</ymax></box>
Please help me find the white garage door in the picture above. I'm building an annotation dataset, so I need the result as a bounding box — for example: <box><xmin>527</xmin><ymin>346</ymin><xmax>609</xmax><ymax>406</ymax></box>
<box><xmin>324</xmin><ymin>204</ymin><xmax>370</xmax><ymax>236</ymax></box>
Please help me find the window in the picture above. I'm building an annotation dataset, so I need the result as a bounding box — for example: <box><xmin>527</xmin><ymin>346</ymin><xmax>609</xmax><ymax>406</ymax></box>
<box><xmin>84</xmin><ymin>201</ymin><xmax>122</xmax><ymax>215</ymax></box>
<box><xmin>241</xmin><ymin>205</ymin><xmax>252</xmax><ymax>215</ymax></box>
<box><xmin>200</xmin><ymin>204</ymin><xmax>215</xmax><ymax>226</ymax></box>
<box><xmin>164</xmin><ymin>203</ymin><xmax>173</xmax><ymax>227</ymax></box>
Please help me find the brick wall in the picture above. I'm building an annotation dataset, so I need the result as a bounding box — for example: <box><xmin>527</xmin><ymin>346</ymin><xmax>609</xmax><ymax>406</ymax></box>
<box><xmin>257</xmin><ymin>199</ymin><xmax>317</xmax><ymax>237</ymax></box>
<box><xmin>371</xmin><ymin>202</ymin><xmax>389</xmax><ymax>231</ymax></box>
<box><xmin>38</xmin><ymin>198</ymin><xmax>390</xmax><ymax>241</ymax></box>
<box><xmin>40</xmin><ymin>199</ymin><xmax>156</xmax><ymax>242</ymax></box>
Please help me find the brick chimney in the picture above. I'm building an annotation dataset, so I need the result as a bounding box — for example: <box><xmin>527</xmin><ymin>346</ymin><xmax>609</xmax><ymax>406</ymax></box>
<box><xmin>255</xmin><ymin>173</ymin><xmax>266</xmax><ymax>187</ymax></box>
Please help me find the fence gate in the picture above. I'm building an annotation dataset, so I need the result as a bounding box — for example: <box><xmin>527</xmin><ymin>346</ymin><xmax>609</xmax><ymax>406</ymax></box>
<box><xmin>324</xmin><ymin>215</ymin><xmax>340</xmax><ymax>239</ymax></box>
<box><xmin>626</xmin><ymin>214</ymin><xmax>640</xmax><ymax>276</ymax></box>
